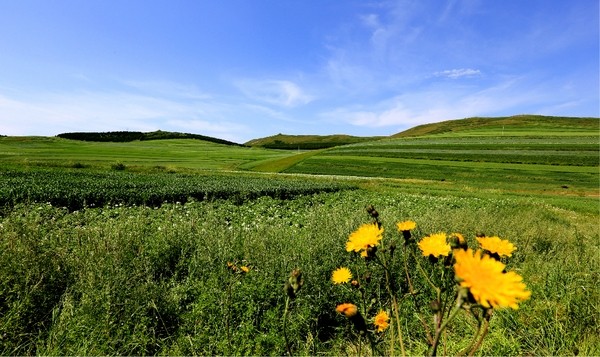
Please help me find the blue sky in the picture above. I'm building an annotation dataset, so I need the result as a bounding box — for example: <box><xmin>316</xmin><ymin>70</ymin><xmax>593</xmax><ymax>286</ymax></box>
<box><xmin>1</xmin><ymin>0</ymin><xmax>598</xmax><ymax>143</ymax></box>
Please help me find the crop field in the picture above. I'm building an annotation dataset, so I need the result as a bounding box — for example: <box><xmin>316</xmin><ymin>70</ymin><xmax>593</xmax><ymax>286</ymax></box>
<box><xmin>0</xmin><ymin>118</ymin><xmax>599</xmax><ymax>356</ymax></box>
<box><xmin>277</xmin><ymin>134</ymin><xmax>599</xmax><ymax>199</ymax></box>
<box><xmin>0</xmin><ymin>136</ymin><xmax>296</xmax><ymax>171</ymax></box>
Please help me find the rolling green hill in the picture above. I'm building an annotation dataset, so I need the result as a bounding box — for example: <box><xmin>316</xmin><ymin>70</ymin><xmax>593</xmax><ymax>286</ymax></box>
<box><xmin>2</xmin><ymin>115</ymin><xmax>598</xmax><ymax>197</ymax></box>
<box><xmin>0</xmin><ymin>136</ymin><xmax>294</xmax><ymax>171</ymax></box>
<box><xmin>251</xmin><ymin>116</ymin><xmax>599</xmax><ymax>197</ymax></box>
<box><xmin>244</xmin><ymin>133</ymin><xmax>384</xmax><ymax>149</ymax></box>
<box><xmin>392</xmin><ymin>115</ymin><xmax>598</xmax><ymax>137</ymax></box>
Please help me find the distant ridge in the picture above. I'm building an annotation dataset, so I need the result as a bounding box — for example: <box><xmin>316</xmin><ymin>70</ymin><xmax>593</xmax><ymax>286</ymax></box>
<box><xmin>56</xmin><ymin>130</ymin><xmax>244</xmax><ymax>146</ymax></box>
<box><xmin>392</xmin><ymin>115</ymin><xmax>599</xmax><ymax>138</ymax></box>
<box><xmin>245</xmin><ymin>133</ymin><xmax>385</xmax><ymax>150</ymax></box>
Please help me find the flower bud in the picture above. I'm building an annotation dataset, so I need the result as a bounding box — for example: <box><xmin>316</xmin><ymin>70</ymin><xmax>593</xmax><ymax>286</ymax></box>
<box><xmin>336</xmin><ymin>303</ymin><xmax>367</xmax><ymax>333</ymax></box>
<box><xmin>430</xmin><ymin>300</ymin><xmax>441</xmax><ymax>313</ymax></box>
<box><xmin>449</xmin><ymin>233</ymin><xmax>468</xmax><ymax>250</ymax></box>
<box><xmin>366</xmin><ymin>205</ymin><xmax>379</xmax><ymax>219</ymax></box>
<box><xmin>284</xmin><ymin>268</ymin><xmax>304</xmax><ymax>299</ymax></box>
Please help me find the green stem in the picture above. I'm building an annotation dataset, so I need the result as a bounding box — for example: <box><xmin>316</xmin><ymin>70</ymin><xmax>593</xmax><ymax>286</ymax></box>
<box><xmin>458</xmin><ymin>318</ymin><xmax>482</xmax><ymax>357</ymax></box>
<box><xmin>413</xmin><ymin>251</ymin><xmax>439</xmax><ymax>294</ymax></box>
<box><xmin>429</xmin><ymin>295</ymin><xmax>463</xmax><ymax>356</ymax></box>
<box><xmin>225</xmin><ymin>282</ymin><xmax>232</xmax><ymax>355</ymax></box>
<box><xmin>468</xmin><ymin>318</ymin><xmax>490</xmax><ymax>356</ymax></box>
<box><xmin>379</xmin><ymin>248</ymin><xmax>406</xmax><ymax>357</ymax></box>
<box><xmin>404</xmin><ymin>247</ymin><xmax>434</xmax><ymax>345</ymax></box>
<box><xmin>391</xmin><ymin>294</ymin><xmax>406</xmax><ymax>357</ymax></box>
<box><xmin>283</xmin><ymin>296</ymin><xmax>292</xmax><ymax>356</ymax></box>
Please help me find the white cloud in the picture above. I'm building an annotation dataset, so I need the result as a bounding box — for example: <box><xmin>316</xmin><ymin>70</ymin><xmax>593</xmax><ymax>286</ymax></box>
<box><xmin>0</xmin><ymin>88</ymin><xmax>249</xmax><ymax>142</ymax></box>
<box><xmin>236</xmin><ymin>79</ymin><xmax>314</xmax><ymax>107</ymax></box>
<box><xmin>435</xmin><ymin>68</ymin><xmax>481</xmax><ymax>79</ymax></box>
<box><xmin>321</xmin><ymin>77</ymin><xmax>541</xmax><ymax>130</ymax></box>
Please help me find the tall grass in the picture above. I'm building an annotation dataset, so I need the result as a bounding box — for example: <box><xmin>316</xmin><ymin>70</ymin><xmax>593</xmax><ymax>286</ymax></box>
<box><xmin>0</xmin><ymin>189</ymin><xmax>597</xmax><ymax>355</ymax></box>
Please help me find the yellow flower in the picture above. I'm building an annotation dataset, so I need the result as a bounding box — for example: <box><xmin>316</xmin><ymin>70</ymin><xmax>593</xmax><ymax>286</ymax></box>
<box><xmin>331</xmin><ymin>267</ymin><xmax>352</xmax><ymax>284</ymax></box>
<box><xmin>336</xmin><ymin>303</ymin><xmax>358</xmax><ymax>317</ymax></box>
<box><xmin>476</xmin><ymin>236</ymin><xmax>516</xmax><ymax>257</ymax></box>
<box><xmin>240</xmin><ymin>266</ymin><xmax>250</xmax><ymax>273</ymax></box>
<box><xmin>346</xmin><ymin>223</ymin><xmax>383</xmax><ymax>257</ymax></box>
<box><xmin>373</xmin><ymin>310</ymin><xmax>390</xmax><ymax>332</ymax></box>
<box><xmin>454</xmin><ymin>249</ymin><xmax>531</xmax><ymax>309</ymax></box>
<box><xmin>396</xmin><ymin>220</ymin><xmax>416</xmax><ymax>232</ymax></box>
<box><xmin>418</xmin><ymin>233</ymin><xmax>451</xmax><ymax>257</ymax></box>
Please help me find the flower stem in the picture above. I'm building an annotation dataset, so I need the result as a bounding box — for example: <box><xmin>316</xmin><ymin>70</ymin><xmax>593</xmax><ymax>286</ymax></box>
<box><xmin>429</xmin><ymin>294</ymin><xmax>463</xmax><ymax>356</ymax></box>
<box><xmin>379</xmin><ymin>249</ymin><xmax>406</xmax><ymax>357</ymax></box>
<box><xmin>458</xmin><ymin>317</ymin><xmax>482</xmax><ymax>356</ymax></box>
<box><xmin>283</xmin><ymin>296</ymin><xmax>292</xmax><ymax>356</ymax></box>
<box><xmin>468</xmin><ymin>318</ymin><xmax>490</xmax><ymax>356</ymax></box>
<box><xmin>413</xmin><ymin>250</ymin><xmax>439</xmax><ymax>294</ymax></box>
<box><xmin>225</xmin><ymin>281</ymin><xmax>233</xmax><ymax>355</ymax></box>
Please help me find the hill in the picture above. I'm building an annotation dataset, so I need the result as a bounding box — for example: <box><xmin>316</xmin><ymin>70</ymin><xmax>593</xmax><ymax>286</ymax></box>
<box><xmin>56</xmin><ymin>130</ymin><xmax>244</xmax><ymax>146</ymax></box>
<box><xmin>392</xmin><ymin>115</ymin><xmax>599</xmax><ymax>137</ymax></box>
<box><xmin>245</xmin><ymin>133</ymin><xmax>384</xmax><ymax>150</ymax></box>
<box><xmin>0</xmin><ymin>136</ymin><xmax>295</xmax><ymax>171</ymax></box>
<box><xmin>247</xmin><ymin>115</ymin><xmax>599</xmax><ymax>198</ymax></box>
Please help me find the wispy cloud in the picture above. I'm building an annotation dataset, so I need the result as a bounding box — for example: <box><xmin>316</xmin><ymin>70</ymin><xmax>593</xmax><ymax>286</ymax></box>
<box><xmin>320</xmin><ymin>77</ymin><xmax>547</xmax><ymax>130</ymax></box>
<box><xmin>435</xmin><ymin>68</ymin><xmax>481</xmax><ymax>79</ymax></box>
<box><xmin>122</xmin><ymin>80</ymin><xmax>212</xmax><ymax>100</ymax></box>
<box><xmin>0</xmin><ymin>87</ymin><xmax>250</xmax><ymax>142</ymax></box>
<box><xmin>235</xmin><ymin>79</ymin><xmax>314</xmax><ymax>107</ymax></box>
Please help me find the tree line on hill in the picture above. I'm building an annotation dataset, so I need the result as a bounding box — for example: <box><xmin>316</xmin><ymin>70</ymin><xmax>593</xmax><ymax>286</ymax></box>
<box><xmin>56</xmin><ymin>130</ymin><xmax>244</xmax><ymax>146</ymax></box>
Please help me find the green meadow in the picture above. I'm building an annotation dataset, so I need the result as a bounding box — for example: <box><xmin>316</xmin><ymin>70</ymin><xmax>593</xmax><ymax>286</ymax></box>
<box><xmin>0</xmin><ymin>116</ymin><xmax>598</xmax><ymax>355</ymax></box>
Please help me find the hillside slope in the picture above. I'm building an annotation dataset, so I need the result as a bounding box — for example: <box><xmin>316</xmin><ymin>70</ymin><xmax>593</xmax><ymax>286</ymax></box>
<box><xmin>245</xmin><ymin>133</ymin><xmax>384</xmax><ymax>149</ymax></box>
<box><xmin>248</xmin><ymin>116</ymin><xmax>599</xmax><ymax>197</ymax></box>
<box><xmin>393</xmin><ymin>115</ymin><xmax>598</xmax><ymax>137</ymax></box>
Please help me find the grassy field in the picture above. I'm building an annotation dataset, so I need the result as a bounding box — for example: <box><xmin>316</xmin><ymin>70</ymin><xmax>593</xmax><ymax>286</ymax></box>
<box><xmin>245</xmin><ymin>133</ymin><xmax>384</xmax><ymax>149</ymax></box>
<box><xmin>0</xmin><ymin>117</ymin><xmax>598</xmax><ymax>355</ymax></box>
<box><xmin>263</xmin><ymin>122</ymin><xmax>599</xmax><ymax>202</ymax></box>
<box><xmin>0</xmin><ymin>136</ymin><xmax>296</xmax><ymax>171</ymax></box>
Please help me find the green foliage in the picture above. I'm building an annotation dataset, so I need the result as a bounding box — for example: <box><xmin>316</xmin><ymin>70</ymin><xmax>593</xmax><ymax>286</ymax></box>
<box><xmin>245</xmin><ymin>133</ymin><xmax>384</xmax><ymax>150</ymax></box>
<box><xmin>0</xmin><ymin>168</ymin><xmax>354</xmax><ymax>211</ymax></box>
<box><xmin>281</xmin><ymin>135</ymin><xmax>599</xmax><ymax>196</ymax></box>
<box><xmin>56</xmin><ymin>130</ymin><xmax>244</xmax><ymax>146</ymax></box>
<box><xmin>0</xmin><ymin>115</ymin><xmax>597</xmax><ymax>355</ymax></box>
<box><xmin>0</xmin><ymin>189</ymin><xmax>597</xmax><ymax>355</ymax></box>
<box><xmin>392</xmin><ymin>115</ymin><xmax>599</xmax><ymax>137</ymax></box>
<box><xmin>111</xmin><ymin>162</ymin><xmax>127</xmax><ymax>171</ymax></box>
<box><xmin>0</xmin><ymin>136</ymin><xmax>295</xmax><ymax>171</ymax></box>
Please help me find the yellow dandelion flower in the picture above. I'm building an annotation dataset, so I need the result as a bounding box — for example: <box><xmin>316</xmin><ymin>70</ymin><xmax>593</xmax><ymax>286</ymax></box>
<box><xmin>396</xmin><ymin>220</ymin><xmax>416</xmax><ymax>232</ymax></box>
<box><xmin>454</xmin><ymin>249</ymin><xmax>531</xmax><ymax>309</ymax></box>
<box><xmin>373</xmin><ymin>310</ymin><xmax>390</xmax><ymax>332</ymax></box>
<box><xmin>240</xmin><ymin>266</ymin><xmax>250</xmax><ymax>273</ymax></box>
<box><xmin>476</xmin><ymin>236</ymin><xmax>516</xmax><ymax>257</ymax></box>
<box><xmin>346</xmin><ymin>223</ymin><xmax>383</xmax><ymax>256</ymax></box>
<box><xmin>331</xmin><ymin>267</ymin><xmax>353</xmax><ymax>284</ymax></box>
<box><xmin>418</xmin><ymin>233</ymin><xmax>451</xmax><ymax>257</ymax></box>
<box><xmin>336</xmin><ymin>303</ymin><xmax>358</xmax><ymax>317</ymax></box>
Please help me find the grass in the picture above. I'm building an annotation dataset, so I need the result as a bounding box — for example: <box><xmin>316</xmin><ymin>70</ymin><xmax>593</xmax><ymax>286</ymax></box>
<box><xmin>392</xmin><ymin>115</ymin><xmax>598</xmax><ymax>137</ymax></box>
<box><xmin>275</xmin><ymin>130</ymin><xmax>599</xmax><ymax>200</ymax></box>
<box><xmin>245</xmin><ymin>133</ymin><xmax>385</xmax><ymax>149</ymax></box>
<box><xmin>0</xmin><ymin>136</ymin><xmax>296</xmax><ymax>171</ymax></box>
<box><xmin>0</xmin><ymin>190</ymin><xmax>598</xmax><ymax>355</ymax></box>
<box><xmin>0</xmin><ymin>116</ymin><xmax>598</xmax><ymax>355</ymax></box>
